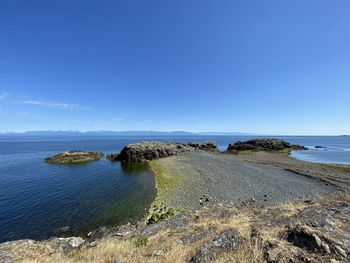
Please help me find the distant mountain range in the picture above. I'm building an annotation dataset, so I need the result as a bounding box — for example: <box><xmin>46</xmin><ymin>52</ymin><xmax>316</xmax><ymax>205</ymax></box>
<box><xmin>0</xmin><ymin>130</ymin><xmax>254</xmax><ymax>136</ymax></box>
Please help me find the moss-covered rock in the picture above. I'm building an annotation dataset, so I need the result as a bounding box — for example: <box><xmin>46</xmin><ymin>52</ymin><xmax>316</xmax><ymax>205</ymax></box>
<box><xmin>145</xmin><ymin>203</ymin><xmax>176</xmax><ymax>224</ymax></box>
<box><xmin>45</xmin><ymin>151</ymin><xmax>103</xmax><ymax>164</ymax></box>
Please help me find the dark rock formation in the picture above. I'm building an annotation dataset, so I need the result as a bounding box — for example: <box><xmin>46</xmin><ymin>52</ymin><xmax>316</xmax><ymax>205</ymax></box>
<box><xmin>109</xmin><ymin>141</ymin><xmax>218</xmax><ymax>162</ymax></box>
<box><xmin>291</xmin><ymin>144</ymin><xmax>308</xmax><ymax>150</ymax></box>
<box><xmin>106</xmin><ymin>153</ymin><xmax>119</xmax><ymax>161</ymax></box>
<box><xmin>287</xmin><ymin>226</ymin><xmax>331</xmax><ymax>254</ymax></box>
<box><xmin>227</xmin><ymin>138</ymin><xmax>307</xmax><ymax>153</ymax></box>
<box><xmin>315</xmin><ymin>145</ymin><xmax>327</xmax><ymax>149</ymax></box>
<box><xmin>190</xmin><ymin>228</ymin><xmax>242</xmax><ymax>263</ymax></box>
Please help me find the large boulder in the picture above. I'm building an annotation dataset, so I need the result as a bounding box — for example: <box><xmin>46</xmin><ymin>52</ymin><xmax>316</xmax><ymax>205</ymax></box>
<box><xmin>109</xmin><ymin>141</ymin><xmax>218</xmax><ymax>162</ymax></box>
<box><xmin>227</xmin><ymin>138</ymin><xmax>307</xmax><ymax>153</ymax></box>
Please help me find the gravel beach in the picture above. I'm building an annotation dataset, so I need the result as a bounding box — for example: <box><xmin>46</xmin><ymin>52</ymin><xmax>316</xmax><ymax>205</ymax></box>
<box><xmin>150</xmin><ymin>151</ymin><xmax>338</xmax><ymax>210</ymax></box>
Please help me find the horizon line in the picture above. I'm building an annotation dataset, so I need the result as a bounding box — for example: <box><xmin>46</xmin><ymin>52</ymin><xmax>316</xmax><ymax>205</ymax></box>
<box><xmin>0</xmin><ymin>130</ymin><xmax>348</xmax><ymax>137</ymax></box>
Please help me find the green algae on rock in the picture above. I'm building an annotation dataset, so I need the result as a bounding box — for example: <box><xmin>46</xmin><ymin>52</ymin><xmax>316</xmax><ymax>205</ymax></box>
<box><xmin>45</xmin><ymin>151</ymin><xmax>104</xmax><ymax>164</ymax></box>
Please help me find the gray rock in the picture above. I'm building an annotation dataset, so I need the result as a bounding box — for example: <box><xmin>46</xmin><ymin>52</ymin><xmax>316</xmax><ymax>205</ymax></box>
<box><xmin>190</xmin><ymin>228</ymin><xmax>242</xmax><ymax>263</ymax></box>
<box><xmin>179</xmin><ymin>226</ymin><xmax>216</xmax><ymax>245</ymax></box>
<box><xmin>333</xmin><ymin>245</ymin><xmax>347</xmax><ymax>258</ymax></box>
<box><xmin>140</xmin><ymin>213</ymin><xmax>193</xmax><ymax>237</ymax></box>
<box><xmin>50</xmin><ymin>237</ymin><xmax>85</xmax><ymax>254</ymax></box>
<box><xmin>151</xmin><ymin>249</ymin><xmax>167</xmax><ymax>257</ymax></box>
<box><xmin>87</xmin><ymin>224</ymin><xmax>138</xmax><ymax>243</ymax></box>
<box><xmin>266</xmin><ymin>248</ymin><xmax>279</xmax><ymax>262</ymax></box>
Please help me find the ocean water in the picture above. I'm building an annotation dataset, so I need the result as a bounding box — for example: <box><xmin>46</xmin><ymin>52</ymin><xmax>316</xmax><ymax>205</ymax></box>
<box><xmin>0</xmin><ymin>135</ymin><xmax>349</xmax><ymax>242</ymax></box>
<box><xmin>288</xmin><ymin>136</ymin><xmax>350</xmax><ymax>164</ymax></box>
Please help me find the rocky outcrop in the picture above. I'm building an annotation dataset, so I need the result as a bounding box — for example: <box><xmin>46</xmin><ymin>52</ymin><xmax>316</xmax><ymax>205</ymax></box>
<box><xmin>190</xmin><ymin>229</ymin><xmax>242</xmax><ymax>263</ymax></box>
<box><xmin>178</xmin><ymin>226</ymin><xmax>216</xmax><ymax>245</ymax></box>
<box><xmin>227</xmin><ymin>138</ymin><xmax>307</xmax><ymax>153</ymax></box>
<box><xmin>0</xmin><ymin>237</ymin><xmax>85</xmax><ymax>262</ymax></box>
<box><xmin>45</xmin><ymin>151</ymin><xmax>103</xmax><ymax>164</ymax></box>
<box><xmin>287</xmin><ymin>225</ymin><xmax>332</xmax><ymax>254</ymax></box>
<box><xmin>108</xmin><ymin>141</ymin><xmax>218</xmax><ymax>162</ymax></box>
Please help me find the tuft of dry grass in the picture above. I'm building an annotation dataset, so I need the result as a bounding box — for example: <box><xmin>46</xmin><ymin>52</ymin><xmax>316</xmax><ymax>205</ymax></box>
<box><xmin>212</xmin><ymin>239</ymin><xmax>264</xmax><ymax>263</ymax></box>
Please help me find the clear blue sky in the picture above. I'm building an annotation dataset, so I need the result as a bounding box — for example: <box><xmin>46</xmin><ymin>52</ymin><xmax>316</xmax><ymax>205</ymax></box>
<box><xmin>0</xmin><ymin>1</ymin><xmax>349</xmax><ymax>135</ymax></box>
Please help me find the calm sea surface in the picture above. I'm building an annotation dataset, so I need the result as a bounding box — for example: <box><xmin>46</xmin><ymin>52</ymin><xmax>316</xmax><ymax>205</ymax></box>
<box><xmin>0</xmin><ymin>135</ymin><xmax>349</xmax><ymax>242</ymax></box>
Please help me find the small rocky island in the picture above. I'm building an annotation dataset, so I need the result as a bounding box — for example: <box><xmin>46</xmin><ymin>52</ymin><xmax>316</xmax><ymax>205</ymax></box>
<box><xmin>226</xmin><ymin>138</ymin><xmax>308</xmax><ymax>153</ymax></box>
<box><xmin>45</xmin><ymin>151</ymin><xmax>104</xmax><ymax>164</ymax></box>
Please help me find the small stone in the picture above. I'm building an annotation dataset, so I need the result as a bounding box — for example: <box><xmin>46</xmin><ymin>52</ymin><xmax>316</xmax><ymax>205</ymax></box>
<box><xmin>266</xmin><ymin>248</ymin><xmax>279</xmax><ymax>262</ymax></box>
<box><xmin>333</xmin><ymin>245</ymin><xmax>347</xmax><ymax>258</ymax></box>
<box><xmin>314</xmin><ymin>234</ymin><xmax>322</xmax><ymax>247</ymax></box>
<box><xmin>152</xmin><ymin>249</ymin><xmax>165</xmax><ymax>256</ymax></box>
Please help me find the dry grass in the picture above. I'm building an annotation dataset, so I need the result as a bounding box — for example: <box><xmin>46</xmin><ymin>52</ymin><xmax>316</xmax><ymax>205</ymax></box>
<box><xmin>273</xmin><ymin>200</ymin><xmax>308</xmax><ymax>218</ymax></box>
<box><xmin>16</xmin><ymin>208</ymin><xmax>262</xmax><ymax>263</ymax></box>
<box><xmin>27</xmin><ymin>205</ymin><xmax>267</xmax><ymax>263</ymax></box>
<box><xmin>212</xmin><ymin>240</ymin><xmax>264</xmax><ymax>263</ymax></box>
